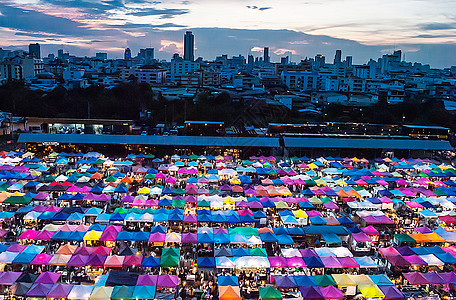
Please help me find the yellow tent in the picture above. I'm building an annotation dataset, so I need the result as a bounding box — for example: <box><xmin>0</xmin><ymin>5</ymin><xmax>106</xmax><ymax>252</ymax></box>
<box><xmin>137</xmin><ymin>187</ymin><xmax>150</xmax><ymax>194</ymax></box>
<box><xmin>358</xmin><ymin>285</ymin><xmax>385</xmax><ymax>298</ymax></box>
<box><xmin>83</xmin><ymin>230</ymin><xmax>102</xmax><ymax>241</ymax></box>
<box><xmin>352</xmin><ymin>274</ymin><xmax>374</xmax><ymax>286</ymax></box>
<box><xmin>332</xmin><ymin>274</ymin><xmax>357</xmax><ymax>287</ymax></box>
<box><xmin>308</xmin><ymin>163</ymin><xmax>318</xmax><ymax>169</ymax></box>
<box><xmin>89</xmin><ymin>286</ymin><xmax>114</xmax><ymax>300</ymax></box>
<box><xmin>309</xmin><ymin>196</ymin><xmax>322</xmax><ymax>205</ymax></box>
<box><xmin>315</xmin><ymin>178</ymin><xmax>327</xmax><ymax>186</ymax></box>
<box><xmin>275</xmin><ymin>201</ymin><xmax>289</xmax><ymax>209</ymax></box>
<box><xmin>293</xmin><ymin>210</ymin><xmax>308</xmax><ymax>218</ymax></box>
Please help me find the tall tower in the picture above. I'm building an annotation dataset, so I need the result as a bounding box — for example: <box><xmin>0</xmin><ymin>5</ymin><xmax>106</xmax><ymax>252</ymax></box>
<box><xmin>124</xmin><ymin>48</ymin><xmax>132</xmax><ymax>60</ymax></box>
<box><xmin>28</xmin><ymin>43</ymin><xmax>40</xmax><ymax>59</ymax></box>
<box><xmin>263</xmin><ymin>47</ymin><xmax>270</xmax><ymax>63</ymax></box>
<box><xmin>184</xmin><ymin>31</ymin><xmax>194</xmax><ymax>61</ymax></box>
<box><xmin>334</xmin><ymin>50</ymin><xmax>342</xmax><ymax>65</ymax></box>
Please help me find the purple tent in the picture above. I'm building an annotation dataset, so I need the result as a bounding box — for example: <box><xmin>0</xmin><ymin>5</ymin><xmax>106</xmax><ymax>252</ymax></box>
<box><xmin>323</xmin><ymin>202</ymin><xmax>339</xmax><ymax>210</ymax></box>
<box><xmin>440</xmin><ymin>272</ymin><xmax>456</xmax><ymax>283</ymax></box>
<box><xmin>183</xmin><ymin>215</ymin><xmax>197</xmax><ymax>223</ymax></box>
<box><xmin>274</xmin><ymin>276</ymin><xmax>297</xmax><ymax>288</ymax></box>
<box><xmin>351</xmin><ymin>232</ymin><xmax>372</xmax><ymax>243</ymax></box>
<box><xmin>320</xmin><ymin>286</ymin><xmax>344</xmax><ymax>299</ymax></box>
<box><xmin>268</xmin><ymin>257</ymin><xmax>287</xmax><ymax>268</ymax></box>
<box><xmin>337</xmin><ymin>256</ymin><xmax>360</xmax><ymax>268</ymax></box>
<box><xmin>0</xmin><ymin>271</ymin><xmax>22</xmax><ymax>285</ymax></box>
<box><xmin>299</xmin><ymin>286</ymin><xmax>324</xmax><ymax>299</ymax></box>
<box><xmin>321</xmin><ymin>256</ymin><xmax>343</xmax><ymax>268</ymax></box>
<box><xmin>299</xmin><ymin>248</ymin><xmax>318</xmax><ymax>257</ymax></box>
<box><xmin>415</xmin><ymin>226</ymin><xmax>433</xmax><ymax>234</ymax></box>
<box><xmin>286</xmin><ymin>257</ymin><xmax>306</xmax><ymax>268</ymax></box>
<box><xmin>423</xmin><ymin>272</ymin><xmax>445</xmax><ymax>284</ymax></box>
<box><xmin>148</xmin><ymin>233</ymin><xmax>166</xmax><ymax>243</ymax></box>
<box><xmin>403</xmin><ymin>272</ymin><xmax>430</xmax><ymax>285</ymax></box>
<box><xmin>121</xmin><ymin>195</ymin><xmax>135</xmax><ymax>203</ymax></box>
<box><xmin>66</xmin><ymin>254</ymin><xmax>89</xmax><ymax>267</ymax></box>
<box><xmin>378</xmin><ymin>285</ymin><xmax>404</xmax><ymax>299</ymax></box>
<box><xmin>7</xmin><ymin>244</ymin><xmax>27</xmax><ymax>253</ymax></box>
<box><xmin>181</xmin><ymin>233</ymin><xmax>198</xmax><ymax>243</ymax></box>
<box><xmin>136</xmin><ymin>275</ymin><xmax>158</xmax><ymax>286</ymax></box>
<box><xmin>87</xmin><ymin>255</ymin><xmax>108</xmax><ymax>267</ymax></box>
<box><xmin>47</xmin><ymin>283</ymin><xmax>74</xmax><ymax>299</ymax></box>
<box><xmin>26</xmin><ymin>283</ymin><xmax>53</xmax><ymax>297</ymax></box>
<box><xmin>213</xmin><ymin>228</ymin><xmax>229</xmax><ymax>235</ymax></box>
<box><xmin>157</xmin><ymin>275</ymin><xmax>179</xmax><ymax>288</ymax></box>
<box><xmin>35</xmin><ymin>272</ymin><xmax>61</xmax><ymax>284</ymax></box>
<box><xmin>404</xmin><ymin>255</ymin><xmax>427</xmax><ymax>266</ymax></box>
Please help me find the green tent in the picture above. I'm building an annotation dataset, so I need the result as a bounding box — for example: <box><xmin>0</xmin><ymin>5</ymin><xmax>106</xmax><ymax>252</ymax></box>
<box><xmin>305</xmin><ymin>180</ymin><xmax>317</xmax><ymax>186</ymax></box>
<box><xmin>259</xmin><ymin>286</ymin><xmax>282</xmax><ymax>300</ymax></box>
<box><xmin>290</xmin><ymin>156</ymin><xmax>301</xmax><ymax>162</ymax></box>
<box><xmin>4</xmin><ymin>196</ymin><xmax>32</xmax><ymax>205</ymax></box>
<box><xmin>93</xmin><ymin>159</ymin><xmax>105</xmax><ymax>165</ymax></box>
<box><xmin>197</xmin><ymin>200</ymin><xmax>211</xmax><ymax>207</ymax></box>
<box><xmin>313</xmin><ymin>274</ymin><xmax>337</xmax><ymax>287</ymax></box>
<box><xmin>172</xmin><ymin>199</ymin><xmax>185</xmax><ymax>208</ymax></box>
<box><xmin>160</xmin><ymin>248</ymin><xmax>180</xmax><ymax>267</ymax></box>
<box><xmin>145</xmin><ymin>154</ymin><xmax>155</xmax><ymax>159</ymax></box>
<box><xmin>189</xmin><ymin>154</ymin><xmax>199</xmax><ymax>160</ymax></box>
<box><xmin>144</xmin><ymin>174</ymin><xmax>155</xmax><ymax>179</ymax></box>
<box><xmin>114</xmin><ymin>207</ymin><xmax>129</xmax><ymax>214</ymax></box>
<box><xmin>229</xmin><ymin>227</ymin><xmax>259</xmax><ymax>236</ymax></box>
<box><xmin>44</xmin><ymin>175</ymin><xmax>57</xmax><ymax>182</ymax></box>
<box><xmin>394</xmin><ymin>233</ymin><xmax>416</xmax><ymax>243</ymax></box>
<box><xmin>174</xmin><ymin>188</ymin><xmax>185</xmax><ymax>195</ymax></box>
<box><xmin>105</xmin><ymin>176</ymin><xmax>117</xmax><ymax>182</ymax></box>
<box><xmin>249</xmin><ymin>247</ymin><xmax>267</xmax><ymax>257</ymax></box>
<box><xmin>111</xmin><ymin>285</ymin><xmax>134</xmax><ymax>299</ymax></box>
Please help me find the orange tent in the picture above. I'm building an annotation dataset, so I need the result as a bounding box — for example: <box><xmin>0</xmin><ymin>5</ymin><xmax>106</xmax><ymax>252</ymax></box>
<box><xmin>56</xmin><ymin>244</ymin><xmax>78</xmax><ymax>255</ymax></box>
<box><xmin>120</xmin><ymin>177</ymin><xmax>133</xmax><ymax>184</ymax></box>
<box><xmin>409</xmin><ymin>233</ymin><xmax>432</xmax><ymax>243</ymax></box>
<box><xmin>424</xmin><ymin>232</ymin><xmax>445</xmax><ymax>243</ymax></box>
<box><xmin>219</xmin><ymin>286</ymin><xmax>241</xmax><ymax>300</ymax></box>
<box><xmin>90</xmin><ymin>173</ymin><xmax>103</xmax><ymax>180</ymax></box>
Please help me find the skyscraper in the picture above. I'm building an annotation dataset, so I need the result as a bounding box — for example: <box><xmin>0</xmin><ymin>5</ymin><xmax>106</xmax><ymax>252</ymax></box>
<box><xmin>29</xmin><ymin>43</ymin><xmax>40</xmax><ymax>59</ymax></box>
<box><xmin>334</xmin><ymin>50</ymin><xmax>342</xmax><ymax>65</ymax></box>
<box><xmin>124</xmin><ymin>48</ymin><xmax>132</xmax><ymax>60</ymax></box>
<box><xmin>264</xmin><ymin>47</ymin><xmax>270</xmax><ymax>63</ymax></box>
<box><xmin>184</xmin><ymin>31</ymin><xmax>194</xmax><ymax>61</ymax></box>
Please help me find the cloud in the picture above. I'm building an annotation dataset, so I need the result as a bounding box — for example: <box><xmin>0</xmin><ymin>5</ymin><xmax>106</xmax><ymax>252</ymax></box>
<box><xmin>126</xmin><ymin>7</ymin><xmax>189</xmax><ymax>17</ymax></box>
<box><xmin>274</xmin><ymin>48</ymin><xmax>297</xmax><ymax>55</ymax></box>
<box><xmin>420</xmin><ymin>22</ymin><xmax>456</xmax><ymax>30</ymax></box>
<box><xmin>108</xmin><ymin>22</ymin><xmax>185</xmax><ymax>29</ymax></box>
<box><xmin>159</xmin><ymin>39</ymin><xmax>183</xmax><ymax>53</ymax></box>
<box><xmin>246</xmin><ymin>5</ymin><xmax>272</xmax><ymax>11</ymax></box>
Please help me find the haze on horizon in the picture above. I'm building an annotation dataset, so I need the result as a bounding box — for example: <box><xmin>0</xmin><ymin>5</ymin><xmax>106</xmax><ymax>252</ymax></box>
<box><xmin>0</xmin><ymin>0</ymin><xmax>456</xmax><ymax>68</ymax></box>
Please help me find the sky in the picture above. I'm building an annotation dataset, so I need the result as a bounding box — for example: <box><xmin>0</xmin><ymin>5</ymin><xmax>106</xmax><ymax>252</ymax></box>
<box><xmin>0</xmin><ymin>0</ymin><xmax>456</xmax><ymax>68</ymax></box>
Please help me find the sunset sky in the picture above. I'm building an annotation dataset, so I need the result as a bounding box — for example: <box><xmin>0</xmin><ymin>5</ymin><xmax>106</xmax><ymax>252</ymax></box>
<box><xmin>1</xmin><ymin>0</ymin><xmax>456</xmax><ymax>67</ymax></box>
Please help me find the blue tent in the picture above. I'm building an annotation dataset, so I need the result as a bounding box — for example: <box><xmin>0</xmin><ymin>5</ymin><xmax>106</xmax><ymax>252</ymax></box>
<box><xmin>141</xmin><ymin>256</ymin><xmax>160</xmax><ymax>268</ymax></box>
<box><xmin>197</xmin><ymin>257</ymin><xmax>216</xmax><ymax>268</ymax></box>
<box><xmin>132</xmin><ymin>231</ymin><xmax>150</xmax><ymax>242</ymax></box>
<box><xmin>232</xmin><ymin>248</ymin><xmax>249</xmax><ymax>257</ymax></box>
<box><xmin>51</xmin><ymin>231</ymin><xmax>71</xmax><ymax>240</ymax></box>
<box><xmin>110</xmin><ymin>213</ymin><xmax>126</xmax><ymax>222</ymax></box>
<box><xmin>12</xmin><ymin>253</ymin><xmax>36</xmax><ymax>264</ymax></box>
<box><xmin>260</xmin><ymin>232</ymin><xmax>278</xmax><ymax>243</ymax></box>
<box><xmin>294</xmin><ymin>275</ymin><xmax>317</xmax><ymax>286</ymax></box>
<box><xmin>117</xmin><ymin>231</ymin><xmax>135</xmax><ymax>241</ymax></box>
<box><xmin>277</xmin><ymin>235</ymin><xmax>295</xmax><ymax>245</ymax></box>
<box><xmin>150</xmin><ymin>226</ymin><xmax>167</xmax><ymax>234</ymax></box>
<box><xmin>66</xmin><ymin>231</ymin><xmax>85</xmax><ymax>241</ymax></box>
<box><xmin>198</xmin><ymin>233</ymin><xmax>214</xmax><ymax>243</ymax></box>
<box><xmin>214</xmin><ymin>233</ymin><xmax>230</xmax><ymax>244</ymax></box>
<box><xmin>218</xmin><ymin>276</ymin><xmax>239</xmax><ymax>286</ymax></box>
<box><xmin>303</xmin><ymin>256</ymin><xmax>325</xmax><ymax>268</ymax></box>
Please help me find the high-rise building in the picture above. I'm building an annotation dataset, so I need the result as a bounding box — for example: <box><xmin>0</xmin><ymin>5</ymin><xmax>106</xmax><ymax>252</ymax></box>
<box><xmin>57</xmin><ymin>49</ymin><xmax>64</xmax><ymax>60</ymax></box>
<box><xmin>247</xmin><ymin>55</ymin><xmax>254</xmax><ymax>69</ymax></box>
<box><xmin>314</xmin><ymin>54</ymin><xmax>325</xmax><ymax>69</ymax></box>
<box><xmin>28</xmin><ymin>43</ymin><xmax>40</xmax><ymax>59</ymax></box>
<box><xmin>345</xmin><ymin>56</ymin><xmax>353</xmax><ymax>68</ymax></box>
<box><xmin>184</xmin><ymin>31</ymin><xmax>194</xmax><ymax>61</ymax></box>
<box><xmin>334</xmin><ymin>50</ymin><xmax>342</xmax><ymax>65</ymax></box>
<box><xmin>264</xmin><ymin>47</ymin><xmax>270</xmax><ymax>63</ymax></box>
<box><xmin>95</xmin><ymin>52</ymin><xmax>107</xmax><ymax>60</ymax></box>
<box><xmin>124</xmin><ymin>48</ymin><xmax>132</xmax><ymax>60</ymax></box>
<box><xmin>139</xmin><ymin>48</ymin><xmax>155</xmax><ymax>64</ymax></box>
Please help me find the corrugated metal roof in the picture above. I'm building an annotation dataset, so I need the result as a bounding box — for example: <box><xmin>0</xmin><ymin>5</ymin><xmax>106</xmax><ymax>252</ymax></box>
<box><xmin>283</xmin><ymin>137</ymin><xmax>453</xmax><ymax>150</ymax></box>
<box><xmin>17</xmin><ymin>133</ymin><xmax>280</xmax><ymax>148</ymax></box>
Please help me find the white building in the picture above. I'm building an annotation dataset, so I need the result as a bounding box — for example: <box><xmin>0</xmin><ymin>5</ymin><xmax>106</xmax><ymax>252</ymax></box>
<box><xmin>281</xmin><ymin>71</ymin><xmax>318</xmax><ymax>91</ymax></box>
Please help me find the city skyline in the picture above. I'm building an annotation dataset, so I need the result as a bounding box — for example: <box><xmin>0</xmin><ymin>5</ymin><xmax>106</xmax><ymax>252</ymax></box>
<box><xmin>0</xmin><ymin>0</ymin><xmax>456</xmax><ymax>68</ymax></box>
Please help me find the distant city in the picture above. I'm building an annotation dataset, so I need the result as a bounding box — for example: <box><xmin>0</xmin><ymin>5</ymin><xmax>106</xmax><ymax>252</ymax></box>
<box><xmin>1</xmin><ymin>30</ymin><xmax>456</xmax><ymax>113</ymax></box>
